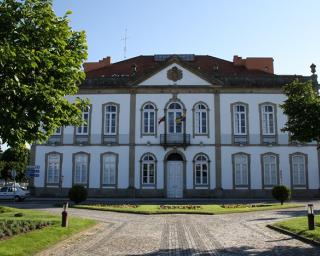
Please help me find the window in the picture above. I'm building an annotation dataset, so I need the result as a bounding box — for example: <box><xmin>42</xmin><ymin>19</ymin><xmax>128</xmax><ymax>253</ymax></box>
<box><xmin>141</xmin><ymin>153</ymin><xmax>156</xmax><ymax>185</ymax></box>
<box><xmin>194</xmin><ymin>103</ymin><xmax>208</xmax><ymax>135</ymax></box>
<box><xmin>102</xmin><ymin>153</ymin><xmax>117</xmax><ymax>186</ymax></box>
<box><xmin>261</xmin><ymin>105</ymin><xmax>275</xmax><ymax>135</ymax></box>
<box><xmin>262</xmin><ymin>154</ymin><xmax>278</xmax><ymax>186</ymax></box>
<box><xmin>54</xmin><ymin>127</ymin><xmax>62</xmax><ymax>135</ymax></box>
<box><xmin>46</xmin><ymin>153</ymin><xmax>61</xmax><ymax>184</ymax></box>
<box><xmin>233</xmin><ymin>104</ymin><xmax>247</xmax><ymax>135</ymax></box>
<box><xmin>74</xmin><ymin>153</ymin><xmax>89</xmax><ymax>185</ymax></box>
<box><xmin>168</xmin><ymin>102</ymin><xmax>183</xmax><ymax>134</ymax></box>
<box><xmin>233</xmin><ymin>154</ymin><xmax>249</xmax><ymax>187</ymax></box>
<box><xmin>104</xmin><ymin>104</ymin><xmax>118</xmax><ymax>135</ymax></box>
<box><xmin>291</xmin><ymin>154</ymin><xmax>307</xmax><ymax>187</ymax></box>
<box><xmin>77</xmin><ymin>107</ymin><xmax>90</xmax><ymax>135</ymax></box>
<box><xmin>142</xmin><ymin>103</ymin><xmax>156</xmax><ymax>135</ymax></box>
<box><xmin>194</xmin><ymin>154</ymin><xmax>209</xmax><ymax>186</ymax></box>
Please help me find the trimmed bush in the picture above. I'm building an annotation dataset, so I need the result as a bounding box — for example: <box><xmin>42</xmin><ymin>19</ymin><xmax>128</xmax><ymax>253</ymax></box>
<box><xmin>68</xmin><ymin>185</ymin><xmax>88</xmax><ymax>204</ymax></box>
<box><xmin>272</xmin><ymin>185</ymin><xmax>291</xmax><ymax>205</ymax></box>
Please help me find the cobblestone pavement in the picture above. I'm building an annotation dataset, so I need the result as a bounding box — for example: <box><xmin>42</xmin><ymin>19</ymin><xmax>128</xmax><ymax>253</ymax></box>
<box><xmin>37</xmin><ymin>206</ymin><xmax>320</xmax><ymax>256</ymax></box>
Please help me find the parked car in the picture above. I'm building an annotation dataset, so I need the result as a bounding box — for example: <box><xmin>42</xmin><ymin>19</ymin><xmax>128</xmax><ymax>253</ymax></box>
<box><xmin>0</xmin><ymin>186</ymin><xmax>30</xmax><ymax>201</ymax></box>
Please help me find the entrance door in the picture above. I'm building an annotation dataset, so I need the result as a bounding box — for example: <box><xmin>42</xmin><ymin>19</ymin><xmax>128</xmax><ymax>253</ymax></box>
<box><xmin>167</xmin><ymin>161</ymin><xmax>183</xmax><ymax>198</ymax></box>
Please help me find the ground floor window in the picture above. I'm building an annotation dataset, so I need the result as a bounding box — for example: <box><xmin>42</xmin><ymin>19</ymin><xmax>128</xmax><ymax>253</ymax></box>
<box><xmin>291</xmin><ymin>153</ymin><xmax>307</xmax><ymax>187</ymax></box>
<box><xmin>194</xmin><ymin>154</ymin><xmax>209</xmax><ymax>186</ymax></box>
<box><xmin>262</xmin><ymin>153</ymin><xmax>278</xmax><ymax>187</ymax></box>
<box><xmin>102</xmin><ymin>153</ymin><xmax>117</xmax><ymax>186</ymax></box>
<box><xmin>74</xmin><ymin>153</ymin><xmax>89</xmax><ymax>185</ymax></box>
<box><xmin>233</xmin><ymin>153</ymin><xmax>249</xmax><ymax>188</ymax></box>
<box><xmin>141</xmin><ymin>153</ymin><xmax>156</xmax><ymax>185</ymax></box>
<box><xmin>46</xmin><ymin>153</ymin><xmax>61</xmax><ymax>184</ymax></box>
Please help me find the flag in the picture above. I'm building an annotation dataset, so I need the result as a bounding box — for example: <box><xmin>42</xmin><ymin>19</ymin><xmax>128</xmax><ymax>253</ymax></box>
<box><xmin>176</xmin><ymin>115</ymin><xmax>186</xmax><ymax>124</ymax></box>
<box><xmin>158</xmin><ymin>116</ymin><xmax>165</xmax><ymax>124</ymax></box>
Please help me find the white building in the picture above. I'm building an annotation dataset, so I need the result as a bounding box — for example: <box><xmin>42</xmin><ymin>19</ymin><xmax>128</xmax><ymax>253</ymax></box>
<box><xmin>31</xmin><ymin>54</ymin><xmax>319</xmax><ymax>198</ymax></box>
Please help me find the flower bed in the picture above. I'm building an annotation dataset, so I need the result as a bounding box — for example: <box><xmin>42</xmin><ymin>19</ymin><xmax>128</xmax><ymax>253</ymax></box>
<box><xmin>0</xmin><ymin>219</ymin><xmax>53</xmax><ymax>239</ymax></box>
<box><xmin>89</xmin><ymin>204</ymin><xmax>139</xmax><ymax>209</ymax></box>
<box><xmin>221</xmin><ymin>204</ymin><xmax>272</xmax><ymax>209</ymax></box>
<box><xmin>159</xmin><ymin>205</ymin><xmax>202</xmax><ymax>210</ymax></box>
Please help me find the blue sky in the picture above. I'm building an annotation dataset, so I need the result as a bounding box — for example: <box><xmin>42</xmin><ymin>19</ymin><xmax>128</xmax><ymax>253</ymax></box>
<box><xmin>53</xmin><ymin>0</ymin><xmax>320</xmax><ymax>76</ymax></box>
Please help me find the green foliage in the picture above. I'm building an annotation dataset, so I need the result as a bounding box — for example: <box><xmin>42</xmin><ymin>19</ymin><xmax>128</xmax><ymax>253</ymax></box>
<box><xmin>0</xmin><ymin>146</ymin><xmax>29</xmax><ymax>180</ymax></box>
<box><xmin>0</xmin><ymin>0</ymin><xmax>89</xmax><ymax>147</ymax></box>
<box><xmin>281</xmin><ymin>79</ymin><xmax>320</xmax><ymax>146</ymax></box>
<box><xmin>272</xmin><ymin>185</ymin><xmax>291</xmax><ymax>205</ymax></box>
<box><xmin>68</xmin><ymin>185</ymin><xmax>88</xmax><ymax>204</ymax></box>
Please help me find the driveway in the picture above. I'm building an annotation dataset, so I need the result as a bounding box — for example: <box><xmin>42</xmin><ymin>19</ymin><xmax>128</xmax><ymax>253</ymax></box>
<box><xmin>34</xmin><ymin>205</ymin><xmax>320</xmax><ymax>256</ymax></box>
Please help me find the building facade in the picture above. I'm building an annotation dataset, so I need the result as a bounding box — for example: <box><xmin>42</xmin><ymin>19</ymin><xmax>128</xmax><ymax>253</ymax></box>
<box><xmin>32</xmin><ymin>54</ymin><xmax>320</xmax><ymax>198</ymax></box>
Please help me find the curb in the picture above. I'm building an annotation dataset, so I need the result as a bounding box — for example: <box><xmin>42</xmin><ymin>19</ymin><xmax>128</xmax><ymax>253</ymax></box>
<box><xmin>267</xmin><ymin>224</ymin><xmax>320</xmax><ymax>247</ymax></box>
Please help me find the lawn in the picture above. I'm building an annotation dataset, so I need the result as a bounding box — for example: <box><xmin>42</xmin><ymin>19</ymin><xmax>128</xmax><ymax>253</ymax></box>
<box><xmin>272</xmin><ymin>216</ymin><xmax>320</xmax><ymax>242</ymax></box>
<box><xmin>0</xmin><ymin>206</ymin><xmax>96</xmax><ymax>256</ymax></box>
<box><xmin>73</xmin><ymin>203</ymin><xmax>302</xmax><ymax>215</ymax></box>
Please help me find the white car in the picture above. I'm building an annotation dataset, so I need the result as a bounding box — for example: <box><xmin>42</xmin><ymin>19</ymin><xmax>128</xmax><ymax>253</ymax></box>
<box><xmin>0</xmin><ymin>186</ymin><xmax>30</xmax><ymax>201</ymax></box>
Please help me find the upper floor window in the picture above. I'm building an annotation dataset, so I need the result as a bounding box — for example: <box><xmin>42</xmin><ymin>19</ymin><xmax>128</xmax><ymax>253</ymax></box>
<box><xmin>141</xmin><ymin>153</ymin><xmax>156</xmax><ymax>185</ymax></box>
<box><xmin>74</xmin><ymin>153</ymin><xmax>89</xmax><ymax>185</ymax></box>
<box><xmin>194</xmin><ymin>154</ymin><xmax>209</xmax><ymax>186</ymax></box>
<box><xmin>233</xmin><ymin>104</ymin><xmax>247</xmax><ymax>135</ymax></box>
<box><xmin>167</xmin><ymin>102</ymin><xmax>183</xmax><ymax>134</ymax></box>
<box><xmin>102</xmin><ymin>153</ymin><xmax>117</xmax><ymax>186</ymax></box>
<box><xmin>194</xmin><ymin>103</ymin><xmax>208</xmax><ymax>135</ymax></box>
<box><xmin>291</xmin><ymin>154</ymin><xmax>307</xmax><ymax>187</ymax></box>
<box><xmin>76</xmin><ymin>106</ymin><xmax>90</xmax><ymax>135</ymax></box>
<box><xmin>262</xmin><ymin>153</ymin><xmax>278</xmax><ymax>187</ymax></box>
<box><xmin>142</xmin><ymin>103</ymin><xmax>156</xmax><ymax>135</ymax></box>
<box><xmin>261</xmin><ymin>104</ymin><xmax>275</xmax><ymax>135</ymax></box>
<box><xmin>233</xmin><ymin>153</ymin><xmax>249</xmax><ymax>187</ymax></box>
<box><xmin>46</xmin><ymin>153</ymin><xmax>61</xmax><ymax>184</ymax></box>
<box><xmin>104</xmin><ymin>104</ymin><xmax>118</xmax><ymax>135</ymax></box>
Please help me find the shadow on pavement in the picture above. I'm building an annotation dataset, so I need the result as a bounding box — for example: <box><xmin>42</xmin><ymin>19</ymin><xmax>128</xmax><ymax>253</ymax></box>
<box><xmin>130</xmin><ymin>245</ymin><xmax>320</xmax><ymax>256</ymax></box>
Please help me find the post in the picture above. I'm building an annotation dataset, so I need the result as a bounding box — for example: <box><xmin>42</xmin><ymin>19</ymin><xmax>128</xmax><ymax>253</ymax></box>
<box><xmin>61</xmin><ymin>202</ymin><xmax>68</xmax><ymax>227</ymax></box>
<box><xmin>307</xmin><ymin>204</ymin><xmax>315</xmax><ymax>230</ymax></box>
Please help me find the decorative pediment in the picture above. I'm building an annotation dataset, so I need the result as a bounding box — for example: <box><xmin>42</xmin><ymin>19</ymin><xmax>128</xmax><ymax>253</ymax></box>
<box><xmin>137</xmin><ymin>63</ymin><xmax>213</xmax><ymax>86</ymax></box>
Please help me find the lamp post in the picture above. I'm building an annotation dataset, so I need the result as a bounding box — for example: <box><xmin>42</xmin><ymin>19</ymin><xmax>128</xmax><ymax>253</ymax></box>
<box><xmin>307</xmin><ymin>204</ymin><xmax>315</xmax><ymax>230</ymax></box>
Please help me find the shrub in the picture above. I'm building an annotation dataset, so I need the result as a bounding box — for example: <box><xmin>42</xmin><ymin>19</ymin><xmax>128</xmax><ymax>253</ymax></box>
<box><xmin>14</xmin><ymin>212</ymin><xmax>24</xmax><ymax>217</ymax></box>
<box><xmin>68</xmin><ymin>185</ymin><xmax>88</xmax><ymax>204</ymax></box>
<box><xmin>272</xmin><ymin>185</ymin><xmax>291</xmax><ymax>205</ymax></box>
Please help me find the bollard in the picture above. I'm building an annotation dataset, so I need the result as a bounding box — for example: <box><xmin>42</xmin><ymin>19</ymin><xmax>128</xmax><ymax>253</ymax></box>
<box><xmin>307</xmin><ymin>204</ymin><xmax>315</xmax><ymax>230</ymax></box>
<box><xmin>61</xmin><ymin>202</ymin><xmax>69</xmax><ymax>227</ymax></box>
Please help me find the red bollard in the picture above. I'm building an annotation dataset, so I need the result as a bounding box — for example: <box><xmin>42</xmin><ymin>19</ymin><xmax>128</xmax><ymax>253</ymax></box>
<box><xmin>61</xmin><ymin>203</ymin><xmax>68</xmax><ymax>227</ymax></box>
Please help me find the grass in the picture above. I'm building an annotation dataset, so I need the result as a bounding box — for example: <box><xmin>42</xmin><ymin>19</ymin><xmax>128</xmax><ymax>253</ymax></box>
<box><xmin>73</xmin><ymin>203</ymin><xmax>303</xmax><ymax>215</ymax></box>
<box><xmin>0</xmin><ymin>206</ymin><xmax>96</xmax><ymax>256</ymax></box>
<box><xmin>273</xmin><ymin>215</ymin><xmax>320</xmax><ymax>242</ymax></box>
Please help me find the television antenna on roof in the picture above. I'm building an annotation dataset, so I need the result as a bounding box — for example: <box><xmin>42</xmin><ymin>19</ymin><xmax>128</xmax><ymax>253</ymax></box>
<box><xmin>121</xmin><ymin>28</ymin><xmax>129</xmax><ymax>59</ymax></box>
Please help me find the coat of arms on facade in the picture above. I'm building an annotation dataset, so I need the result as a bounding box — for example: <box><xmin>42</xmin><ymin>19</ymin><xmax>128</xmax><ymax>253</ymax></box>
<box><xmin>167</xmin><ymin>66</ymin><xmax>183</xmax><ymax>82</ymax></box>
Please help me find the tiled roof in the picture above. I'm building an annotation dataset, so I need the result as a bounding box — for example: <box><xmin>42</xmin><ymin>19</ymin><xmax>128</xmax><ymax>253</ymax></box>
<box><xmin>82</xmin><ymin>55</ymin><xmax>312</xmax><ymax>88</ymax></box>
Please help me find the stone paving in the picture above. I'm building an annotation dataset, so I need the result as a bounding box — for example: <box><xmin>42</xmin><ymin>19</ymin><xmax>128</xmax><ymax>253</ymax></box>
<box><xmin>35</xmin><ymin>205</ymin><xmax>320</xmax><ymax>256</ymax></box>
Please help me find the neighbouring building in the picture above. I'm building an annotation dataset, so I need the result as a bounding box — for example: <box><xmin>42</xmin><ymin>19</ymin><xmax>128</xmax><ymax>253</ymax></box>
<box><xmin>31</xmin><ymin>54</ymin><xmax>319</xmax><ymax>198</ymax></box>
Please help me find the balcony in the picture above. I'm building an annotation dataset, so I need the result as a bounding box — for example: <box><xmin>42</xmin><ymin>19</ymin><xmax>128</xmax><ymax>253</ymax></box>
<box><xmin>160</xmin><ymin>134</ymin><xmax>190</xmax><ymax>148</ymax></box>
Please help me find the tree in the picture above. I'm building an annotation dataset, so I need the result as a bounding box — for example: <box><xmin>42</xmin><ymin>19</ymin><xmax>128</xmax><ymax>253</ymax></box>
<box><xmin>0</xmin><ymin>146</ymin><xmax>30</xmax><ymax>181</ymax></box>
<box><xmin>281</xmin><ymin>79</ymin><xmax>320</xmax><ymax>148</ymax></box>
<box><xmin>0</xmin><ymin>0</ymin><xmax>89</xmax><ymax>148</ymax></box>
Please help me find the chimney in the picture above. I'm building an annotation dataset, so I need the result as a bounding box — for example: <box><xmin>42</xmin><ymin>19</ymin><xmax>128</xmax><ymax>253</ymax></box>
<box><xmin>233</xmin><ymin>55</ymin><xmax>274</xmax><ymax>74</ymax></box>
<box><xmin>83</xmin><ymin>56</ymin><xmax>112</xmax><ymax>72</ymax></box>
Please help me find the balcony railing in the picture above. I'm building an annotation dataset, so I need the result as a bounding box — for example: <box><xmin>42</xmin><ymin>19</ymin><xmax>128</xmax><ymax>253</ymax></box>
<box><xmin>160</xmin><ymin>134</ymin><xmax>190</xmax><ymax>148</ymax></box>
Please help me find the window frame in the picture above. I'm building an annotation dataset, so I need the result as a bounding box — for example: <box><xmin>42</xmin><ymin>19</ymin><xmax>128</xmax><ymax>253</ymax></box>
<box><xmin>140</xmin><ymin>153</ymin><xmax>157</xmax><ymax>188</ymax></box>
<box><xmin>290</xmin><ymin>152</ymin><xmax>308</xmax><ymax>188</ymax></box>
<box><xmin>164</xmin><ymin>98</ymin><xmax>187</xmax><ymax>136</ymax></box>
<box><xmin>100</xmin><ymin>152</ymin><xmax>118</xmax><ymax>188</ymax></box>
<box><xmin>193</xmin><ymin>102</ymin><xmax>209</xmax><ymax>137</ymax></box>
<box><xmin>102</xmin><ymin>103</ymin><xmax>120</xmax><ymax>144</ymax></box>
<box><xmin>230</xmin><ymin>102</ymin><xmax>249</xmax><ymax>144</ymax></box>
<box><xmin>72</xmin><ymin>152</ymin><xmax>90</xmax><ymax>187</ymax></box>
<box><xmin>259</xmin><ymin>102</ymin><xmax>278</xmax><ymax>144</ymax></box>
<box><xmin>76</xmin><ymin>106</ymin><xmax>91</xmax><ymax>136</ymax></box>
<box><xmin>45</xmin><ymin>152</ymin><xmax>63</xmax><ymax>187</ymax></box>
<box><xmin>140</xmin><ymin>102</ymin><xmax>158</xmax><ymax>137</ymax></box>
<box><xmin>261</xmin><ymin>152</ymin><xmax>280</xmax><ymax>188</ymax></box>
<box><xmin>232</xmin><ymin>153</ymin><xmax>250</xmax><ymax>189</ymax></box>
<box><xmin>193</xmin><ymin>153</ymin><xmax>210</xmax><ymax>188</ymax></box>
